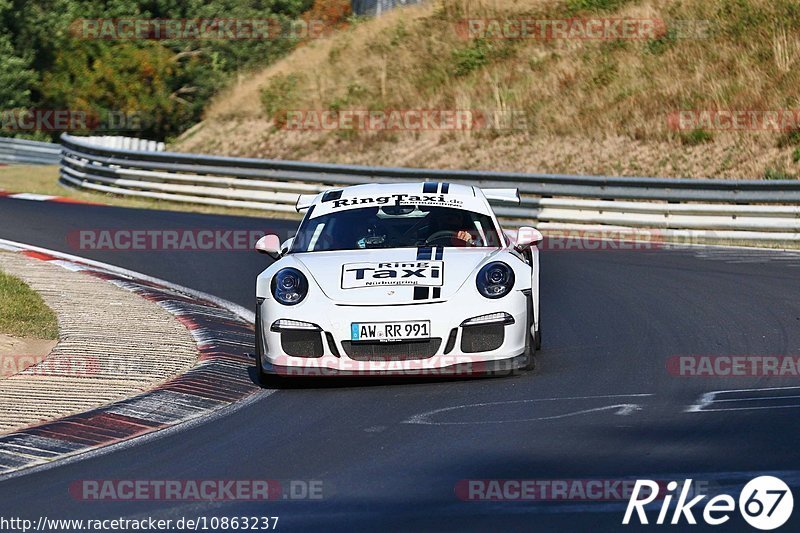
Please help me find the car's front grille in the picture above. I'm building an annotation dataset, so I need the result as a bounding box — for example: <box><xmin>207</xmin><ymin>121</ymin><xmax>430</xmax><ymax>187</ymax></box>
<box><xmin>461</xmin><ymin>324</ymin><xmax>504</xmax><ymax>353</ymax></box>
<box><xmin>281</xmin><ymin>330</ymin><xmax>324</xmax><ymax>358</ymax></box>
<box><xmin>341</xmin><ymin>339</ymin><xmax>442</xmax><ymax>361</ymax></box>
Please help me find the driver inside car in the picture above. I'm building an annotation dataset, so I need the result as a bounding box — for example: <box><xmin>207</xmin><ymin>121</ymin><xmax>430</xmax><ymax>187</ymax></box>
<box><xmin>430</xmin><ymin>209</ymin><xmax>478</xmax><ymax>246</ymax></box>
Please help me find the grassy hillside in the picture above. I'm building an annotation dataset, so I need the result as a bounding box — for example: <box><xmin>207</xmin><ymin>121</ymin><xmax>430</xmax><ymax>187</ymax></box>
<box><xmin>174</xmin><ymin>0</ymin><xmax>800</xmax><ymax>179</ymax></box>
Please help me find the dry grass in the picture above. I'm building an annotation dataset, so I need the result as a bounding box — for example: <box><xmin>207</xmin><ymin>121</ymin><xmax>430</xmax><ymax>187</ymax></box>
<box><xmin>175</xmin><ymin>0</ymin><xmax>800</xmax><ymax>179</ymax></box>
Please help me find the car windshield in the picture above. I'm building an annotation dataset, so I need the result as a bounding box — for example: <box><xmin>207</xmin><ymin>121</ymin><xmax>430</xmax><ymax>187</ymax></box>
<box><xmin>291</xmin><ymin>205</ymin><xmax>502</xmax><ymax>252</ymax></box>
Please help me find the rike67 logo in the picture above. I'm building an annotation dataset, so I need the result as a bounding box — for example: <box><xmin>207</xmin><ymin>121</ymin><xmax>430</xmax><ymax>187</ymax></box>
<box><xmin>624</xmin><ymin>476</ymin><xmax>794</xmax><ymax>530</ymax></box>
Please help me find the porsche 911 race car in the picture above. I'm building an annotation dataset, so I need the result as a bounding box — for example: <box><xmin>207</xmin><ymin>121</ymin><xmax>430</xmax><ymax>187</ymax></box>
<box><xmin>254</xmin><ymin>182</ymin><xmax>542</xmax><ymax>379</ymax></box>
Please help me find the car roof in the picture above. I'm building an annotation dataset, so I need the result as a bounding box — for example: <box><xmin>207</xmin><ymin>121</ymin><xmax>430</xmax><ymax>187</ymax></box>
<box><xmin>305</xmin><ymin>182</ymin><xmax>493</xmax><ymax>218</ymax></box>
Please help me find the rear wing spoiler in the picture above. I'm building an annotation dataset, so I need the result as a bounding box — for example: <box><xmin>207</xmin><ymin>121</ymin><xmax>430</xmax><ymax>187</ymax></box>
<box><xmin>295</xmin><ymin>194</ymin><xmax>318</xmax><ymax>211</ymax></box>
<box><xmin>481</xmin><ymin>188</ymin><xmax>520</xmax><ymax>204</ymax></box>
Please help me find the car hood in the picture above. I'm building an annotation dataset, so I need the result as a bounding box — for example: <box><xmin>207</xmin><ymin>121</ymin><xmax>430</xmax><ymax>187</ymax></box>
<box><xmin>293</xmin><ymin>247</ymin><xmax>500</xmax><ymax>305</ymax></box>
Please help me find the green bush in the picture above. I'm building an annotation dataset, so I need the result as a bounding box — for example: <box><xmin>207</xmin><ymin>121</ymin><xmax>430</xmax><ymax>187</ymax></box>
<box><xmin>451</xmin><ymin>39</ymin><xmax>516</xmax><ymax>77</ymax></box>
<box><xmin>680</xmin><ymin>128</ymin><xmax>714</xmax><ymax>146</ymax></box>
<box><xmin>451</xmin><ymin>39</ymin><xmax>492</xmax><ymax>76</ymax></box>
<box><xmin>764</xmin><ymin>167</ymin><xmax>793</xmax><ymax>180</ymax></box>
<box><xmin>260</xmin><ymin>74</ymin><xmax>303</xmax><ymax>118</ymax></box>
<box><xmin>566</xmin><ymin>0</ymin><xmax>636</xmax><ymax>13</ymax></box>
<box><xmin>0</xmin><ymin>0</ymin><xmax>313</xmax><ymax>141</ymax></box>
<box><xmin>777</xmin><ymin>128</ymin><xmax>800</xmax><ymax>149</ymax></box>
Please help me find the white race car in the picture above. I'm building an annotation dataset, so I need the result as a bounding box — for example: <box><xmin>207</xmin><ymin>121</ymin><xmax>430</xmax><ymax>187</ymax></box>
<box><xmin>254</xmin><ymin>182</ymin><xmax>542</xmax><ymax>380</ymax></box>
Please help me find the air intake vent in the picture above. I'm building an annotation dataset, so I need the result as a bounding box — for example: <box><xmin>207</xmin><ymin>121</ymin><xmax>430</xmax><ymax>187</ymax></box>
<box><xmin>342</xmin><ymin>339</ymin><xmax>442</xmax><ymax>361</ymax></box>
<box><xmin>281</xmin><ymin>330</ymin><xmax>324</xmax><ymax>358</ymax></box>
<box><xmin>461</xmin><ymin>324</ymin><xmax>504</xmax><ymax>353</ymax></box>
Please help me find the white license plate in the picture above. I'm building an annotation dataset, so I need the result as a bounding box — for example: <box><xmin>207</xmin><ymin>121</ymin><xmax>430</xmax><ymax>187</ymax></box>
<box><xmin>351</xmin><ymin>321</ymin><xmax>430</xmax><ymax>342</ymax></box>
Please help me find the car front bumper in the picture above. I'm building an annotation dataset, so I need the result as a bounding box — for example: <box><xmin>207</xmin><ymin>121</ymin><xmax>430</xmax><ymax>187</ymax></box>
<box><xmin>257</xmin><ymin>290</ymin><xmax>530</xmax><ymax>377</ymax></box>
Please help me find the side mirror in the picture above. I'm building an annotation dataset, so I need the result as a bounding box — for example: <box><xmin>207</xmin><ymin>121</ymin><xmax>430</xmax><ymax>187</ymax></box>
<box><xmin>255</xmin><ymin>234</ymin><xmax>281</xmax><ymax>259</ymax></box>
<box><xmin>515</xmin><ymin>227</ymin><xmax>543</xmax><ymax>250</ymax></box>
<box><xmin>280</xmin><ymin>236</ymin><xmax>295</xmax><ymax>255</ymax></box>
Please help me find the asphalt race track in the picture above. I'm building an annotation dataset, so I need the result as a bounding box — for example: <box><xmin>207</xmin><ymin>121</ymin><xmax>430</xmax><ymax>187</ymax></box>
<box><xmin>1</xmin><ymin>196</ymin><xmax>799</xmax><ymax>531</ymax></box>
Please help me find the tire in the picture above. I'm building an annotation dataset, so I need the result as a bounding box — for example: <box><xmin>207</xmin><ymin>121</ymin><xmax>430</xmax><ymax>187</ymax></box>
<box><xmin>535</xmin><ymin>323</ymin><xmax>542</xmax><ymax>351</ymax></box>
<box><xmin>255</xmin><ymin>304</ymin><xmax>267</xmax><ymax>386</ymax></box>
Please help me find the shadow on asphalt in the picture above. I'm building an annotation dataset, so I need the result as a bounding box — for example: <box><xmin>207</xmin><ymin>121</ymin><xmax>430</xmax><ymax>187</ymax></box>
<box><xmin>245</xmin><ymin>360</ymin><xmax>541</xmax><ymax>390</ymax></box>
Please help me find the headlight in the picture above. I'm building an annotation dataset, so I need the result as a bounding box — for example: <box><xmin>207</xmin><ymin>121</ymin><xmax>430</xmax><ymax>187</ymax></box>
<box><xmin>476</xmin><ymin>261</ymin><xmax>515</xmax><ymax>299</ymax></box>
<box><xmin>271</xmin><ymin>267</ymin><xmax>308</xmax><ymax>305</ymax></box>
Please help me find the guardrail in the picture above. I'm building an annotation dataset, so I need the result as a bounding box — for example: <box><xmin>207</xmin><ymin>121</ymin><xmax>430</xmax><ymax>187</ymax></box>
<box><xmin>0</xmin><ymin>137</ymin><xmax>61</xmax><ymax>165</ymax></box>
<box><xmin>22</xmin><ymin>133</ymin><xmax>800</xmax><ymax>244</ymax></box>
<box><xmin>76</xmin><ymin>136</ymin><xmax>166</xmax><ymax>152</ymax></box>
